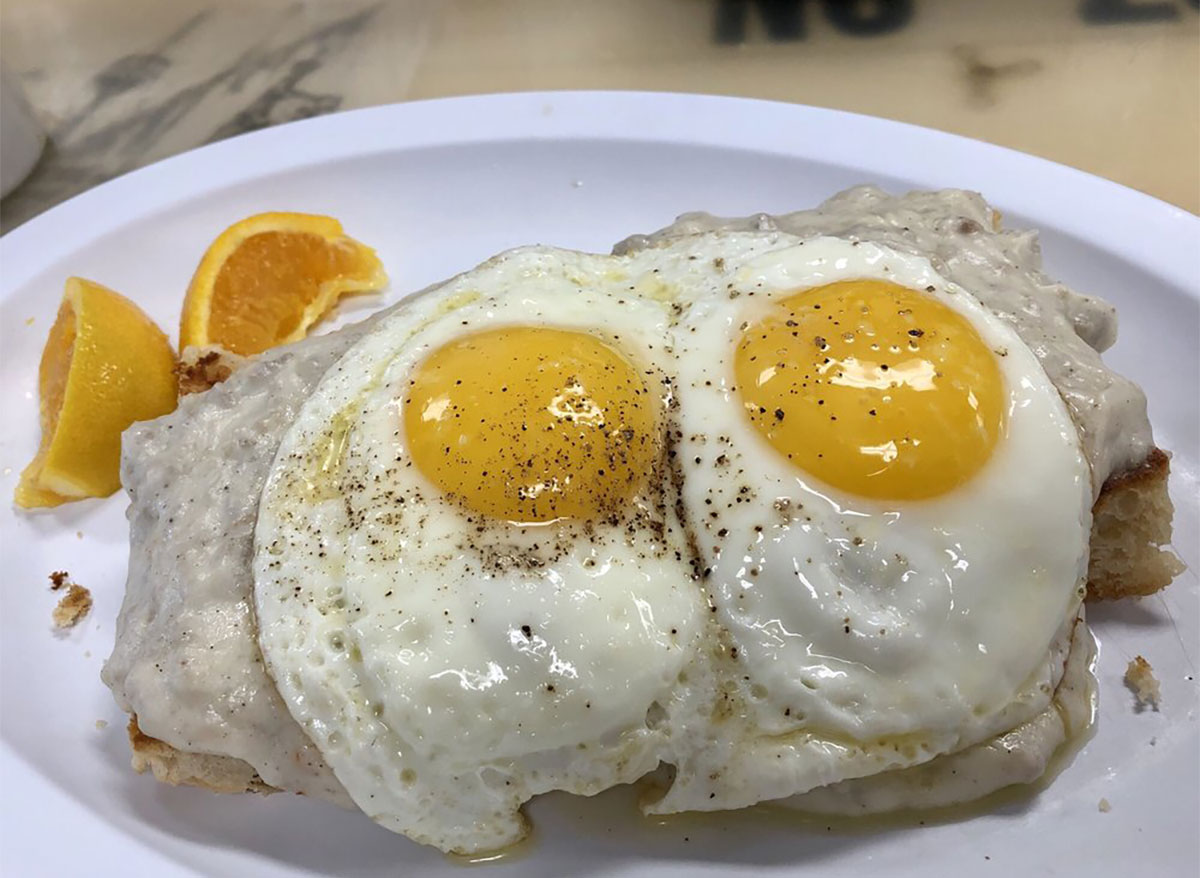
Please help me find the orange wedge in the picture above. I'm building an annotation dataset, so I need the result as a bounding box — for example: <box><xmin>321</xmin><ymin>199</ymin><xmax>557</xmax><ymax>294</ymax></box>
<box><xmin>179</xmin><ymin>212</ymin><xmax>388</xmax><ymax>356</ymax></box>
<box><xmin>16</xmin><ymin>278</ymin><xmax>178</xmax><ymax>508</ymax></box>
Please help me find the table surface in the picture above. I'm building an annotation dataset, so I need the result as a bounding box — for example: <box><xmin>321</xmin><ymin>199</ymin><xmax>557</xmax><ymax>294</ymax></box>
<box><xmin>1</xmin><ymin>0</ymin><xmax>1197</xmax><ymax>233</ymax></box>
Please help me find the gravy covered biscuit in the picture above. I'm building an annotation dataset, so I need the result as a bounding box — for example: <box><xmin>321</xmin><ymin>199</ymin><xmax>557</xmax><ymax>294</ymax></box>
<box><xmin>103</xmin><ymin>187</ymin><xmax>1181</xmax><ymax>855</ymax></box>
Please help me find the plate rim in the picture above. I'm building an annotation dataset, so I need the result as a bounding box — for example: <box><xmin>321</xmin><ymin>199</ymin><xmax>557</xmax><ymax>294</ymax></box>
<box><xmin>2</xmin><ymin>91</ymin><xmax>1197</xmax><ymax>298</ymax></box>
<box><xmin>1</xmin><ymin>89</ymin><xmax>1196</xmax><ymax>876</ymax></box>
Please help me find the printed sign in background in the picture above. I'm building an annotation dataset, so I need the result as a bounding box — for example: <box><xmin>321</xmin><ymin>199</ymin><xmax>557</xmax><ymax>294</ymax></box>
<box><xmin>715</xmin><ymin>0</ymin><xmax>1198</xmax><ymax>44</ymax></box>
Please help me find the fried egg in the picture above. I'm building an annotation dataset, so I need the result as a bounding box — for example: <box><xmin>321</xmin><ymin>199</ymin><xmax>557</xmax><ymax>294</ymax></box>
<box><xmin>252</xmin><ymin>247</ymin><xmax>708</xmax><ymax>854</ymax></box>
<box><xmin>654</xmin><ymin>234</ymin><xmax>1092</xmax><ymax>812</ymax></box>
<box><xmin>252</xmin><ymin>232</ymin><xmax>1093</xmax><ymax>852</ymax></box>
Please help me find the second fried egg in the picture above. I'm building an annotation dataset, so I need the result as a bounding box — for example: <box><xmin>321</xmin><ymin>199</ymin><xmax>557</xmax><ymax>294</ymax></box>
<box><xmin>656</xmin><ymin>234</ymin><xmax>1092</xmax><ymax>812</ymax></box>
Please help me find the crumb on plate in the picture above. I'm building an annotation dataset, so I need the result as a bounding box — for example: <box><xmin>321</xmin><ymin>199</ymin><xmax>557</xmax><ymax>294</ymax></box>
<box><xmin>1098</xmin><ymin>798</ymin><xmax>1111</xmax><ymax>813</ymax></box>
<box><xmin>53</xmin><ymin>583</ymin><xmax>93</xmax><ymax>629</ymax></box>
<box><xmin>1124</xmin><ymin>655</ymin><xmax>1161</xmax><ymax>711</ymax></box>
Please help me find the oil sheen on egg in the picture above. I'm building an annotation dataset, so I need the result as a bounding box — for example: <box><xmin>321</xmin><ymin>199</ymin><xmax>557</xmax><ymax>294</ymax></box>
<box><xmin>252</xmin><ymin>246</ymin><xmax>709</xmax><ymax>854</ymax></box>
<box><xmin>654</xmin><ymin>234</ymin><xmax>1092</xmax><ymax>812</ymax></box>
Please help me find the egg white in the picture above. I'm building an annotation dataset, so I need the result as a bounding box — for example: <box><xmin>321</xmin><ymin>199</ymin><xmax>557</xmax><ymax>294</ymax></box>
<box><xmin>651</xmin><ymin>234</ymin><xmax>1092</xmax><ymax>812</ymax></box>
<box><xmin>252</xmin><ymin>232</ymin><xmax>1094</xmax><ymax>848</ymax></box>
<box><xmin>252</xmin><ymin>246</ymin><xmax>710</xmax><ymax>854</ymax></box>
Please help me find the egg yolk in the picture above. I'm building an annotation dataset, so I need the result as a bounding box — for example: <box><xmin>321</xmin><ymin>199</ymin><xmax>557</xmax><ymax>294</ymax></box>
<box><xmin>734</xmin><ymin>279</ymin><xmax>1005</xmax><ymax>500</ymax></box>
<box><xmin>403</xmin><ymin>326</ymin><xmax>659</xmax><ymax>524</ymax></box>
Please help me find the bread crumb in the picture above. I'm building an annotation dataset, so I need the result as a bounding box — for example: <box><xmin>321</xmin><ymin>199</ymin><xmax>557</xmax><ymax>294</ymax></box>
<box><xmin>49</xmin><ymin>570</ymin><xmax>69</xmax><ymax>590</ymax></box>
<box><xmin>53</xmin><ymin>584</ymin><xmax>92</xmax><ymax>629</ymax></box>
<box><xmin>176</xmin><ymin>346</ymin><xmax>245</xmax><ymax>395</ymax></box>
<box><xmin>95</xmin><ymin>719</ymin><xmax>108</xmax><ymax>730</ymax></box>
<box><xmin>76</xmin><ymin>530</ymin><xmax>83</xmax><ymax>539</ymax></box>
<box><xmin>1125</xmin><ymin>655</ymin><xmax>1161</xmax><ymax>711</ymax></box>
<box><xmin>1098</xmin><ymin>798</ymin><xmax>1111</xmax><ymax>813</ymax></box>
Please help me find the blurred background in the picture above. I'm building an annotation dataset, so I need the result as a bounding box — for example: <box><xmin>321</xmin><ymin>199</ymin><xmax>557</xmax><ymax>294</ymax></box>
<box><xmin>1</xmin><ymin>0</ymin><xmax>1196</xmax><ymax>232</ymax></box>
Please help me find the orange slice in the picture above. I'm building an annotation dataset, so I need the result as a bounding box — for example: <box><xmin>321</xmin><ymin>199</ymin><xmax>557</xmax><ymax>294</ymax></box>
<box><xmin>179</xmin><ymin>212</ymin><xmax>388</xmax><ymax>356</ymax></box>
<box><xmin>16</xmin><ymin>278</ymin><xmax>178</xmax><ymax>508</ymax></box>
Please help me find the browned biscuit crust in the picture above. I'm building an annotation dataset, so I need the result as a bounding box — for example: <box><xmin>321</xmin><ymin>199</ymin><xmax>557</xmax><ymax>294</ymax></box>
<box><xmin>1087</xmin><ymin>447</ymin><xmax>1185</xmax><ymax>600</ymax></box>
<box><xmin>175</xmin><ymin>345</ymin><xmax>246</xmax><ymax>396</ymax></box>
<box><xmin>127</xmin><ymin>716</ymin><xmax>276</xmax><ymax>795</ymax></box>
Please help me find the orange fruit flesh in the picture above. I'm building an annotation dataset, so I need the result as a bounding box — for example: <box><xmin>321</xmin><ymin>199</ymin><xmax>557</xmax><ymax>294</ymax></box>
<box><xmin>15</xmin><ymin>278</ymin><xmax>178</xmax><ymax>507</ymax></box>
<box><xmin>208</xmin><ymin>231</ymin><xmax>377</xmax><ymax>355</ymax></box>
<box><xmin>41</xmin><ymin>297</ymin><xmax>77</xmax><ymax>450</ymax></box>
<box><xmin>18</xmin><ymin>214</ymin><xmax>383</xmax><ymax>508</ymax></box>
<box><xmin>180</xmin><ymin>214</ymin><xmax>388</xmax><ymax>357</ymax></box>
<box><xmin>17</xmin><ymin>299</ymin><xmax>78</xmax><ymax>507</ymax></box>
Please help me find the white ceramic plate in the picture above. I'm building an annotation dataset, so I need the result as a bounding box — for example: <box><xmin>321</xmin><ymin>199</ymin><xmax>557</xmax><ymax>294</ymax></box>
<box><xmin>1</xmin><ymin>92</ymin><xmax>1196</xmax><ymax>877</ymax></box>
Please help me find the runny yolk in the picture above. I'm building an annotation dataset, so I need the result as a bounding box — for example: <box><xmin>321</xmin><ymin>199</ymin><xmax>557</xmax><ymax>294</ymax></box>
<box><xmin>403</xmin><ymin>326</ymin><xmax>659</xmax><ymax>524</ymax></box>
<box><xmin>734</xmin><ymin>279</ymin><xmax>1005</xmax><ymax>501</ymax></box>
